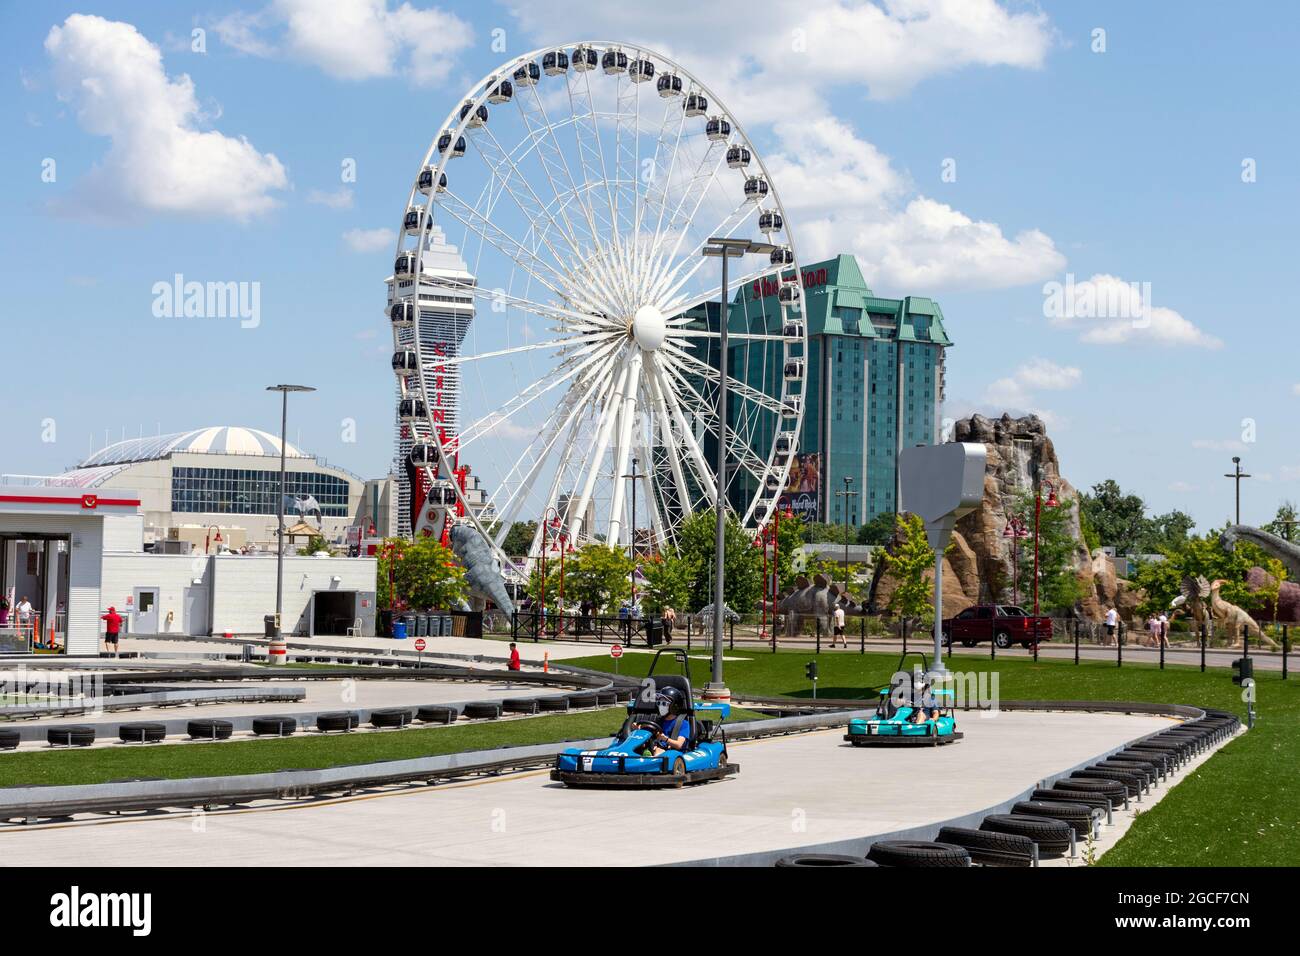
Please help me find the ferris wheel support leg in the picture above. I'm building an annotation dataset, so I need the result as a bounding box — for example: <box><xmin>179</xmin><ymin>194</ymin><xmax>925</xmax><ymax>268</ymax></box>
<box><xmin>607</xmin><ymin>350</ymin><xmax>643</xmax><ymax>547</ymax></box>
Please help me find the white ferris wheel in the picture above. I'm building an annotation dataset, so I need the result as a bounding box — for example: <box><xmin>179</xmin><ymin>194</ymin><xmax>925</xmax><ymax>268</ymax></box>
<box><xmin>390</xmin><ymin>41</ymin><xmax>807</xmax><ymax>581</ymax></box>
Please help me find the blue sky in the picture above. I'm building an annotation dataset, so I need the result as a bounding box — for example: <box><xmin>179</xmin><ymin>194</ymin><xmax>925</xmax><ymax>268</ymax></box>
<box><xmin>1</xmin><ymin>0</ymin><xmax>1296</xmax><ymax>531</ymax></box>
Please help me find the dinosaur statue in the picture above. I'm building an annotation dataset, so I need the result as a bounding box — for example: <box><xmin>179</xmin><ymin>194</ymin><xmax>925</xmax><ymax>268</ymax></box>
<box><xmin>1221</xmin><ymin>525</ymin><xmax>1300</xmax><ymax>579</ymax></box>
<box><xmin>1174</xmin><ymin>573</ymin><xmax>1273</xmax><ymax>649</ymax></box>
<box><xmin>778</xmin><ymin>574</ymin><xmax>835</xmax><ymax>638</ymax></box>
<box><xmin>449</xmin><ymin>522</ymin><xmax>515</xmax><ymax>616</ymax></box>
<box><xmin>1220</xmin><ymin>524</ymin><xmax>1300</xmax><ymax>623</ymax></box>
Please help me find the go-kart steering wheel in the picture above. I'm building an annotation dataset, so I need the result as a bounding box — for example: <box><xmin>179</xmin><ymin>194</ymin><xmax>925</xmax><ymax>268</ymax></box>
<box><xmin>631</xmin><ymin>718</ymin><xmax>663</xmax><ymax>738</ymax></box>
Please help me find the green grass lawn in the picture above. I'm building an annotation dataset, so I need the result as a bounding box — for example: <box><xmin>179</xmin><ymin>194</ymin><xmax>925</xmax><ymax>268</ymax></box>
<box><xmin>566</xmin><ymin>649</ymin><xmax>1298</xmax><ymax>867</ymax></box>
<box><xmin>0</xmin><ymin>704</ymin><xmax>770</xmax><ymax>789</ymax></box>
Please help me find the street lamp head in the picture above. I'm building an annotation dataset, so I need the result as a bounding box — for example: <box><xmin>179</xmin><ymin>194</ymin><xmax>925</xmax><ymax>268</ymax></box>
<box><xmin>266</xmin><ymin>384</ymin><xmax>317</xmax><ymax>393</ymax></box>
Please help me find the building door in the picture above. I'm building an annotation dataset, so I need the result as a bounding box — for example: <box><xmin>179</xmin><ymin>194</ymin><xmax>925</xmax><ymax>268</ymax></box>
<box><xmin>133</xmin><ymin>587</ymin><xmax>160</xmax><ymax>634</ymax></box>
<box><xmin>183</xmin><ymin>586</ymin><xmax>208</xmax><ymax>637</ymax></box>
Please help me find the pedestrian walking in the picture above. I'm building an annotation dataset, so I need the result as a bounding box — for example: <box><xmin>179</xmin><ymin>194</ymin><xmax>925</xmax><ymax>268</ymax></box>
<box><xmin>662</xmin><ymin>606</ymin><xmax>676</xmax><ymax>645</ymax></box>
<box><xmin>1159</xmin><ymin>612</ymin><xmax>1170</xmax><ymax>649</ymax></box>
<box><xmin>101</xmin><ymin>605</ymin><xmax>123</xmax><ymax>655</ymax></box>
<box><xmin>1103</xmin><ymin>606</ymin><xmax>1118</xmax><ymax>645</ymax></box>
<box><xmin>831</xmin><ymin>605</ymin><xmax>847</xmax><ymax>648</ymax></box>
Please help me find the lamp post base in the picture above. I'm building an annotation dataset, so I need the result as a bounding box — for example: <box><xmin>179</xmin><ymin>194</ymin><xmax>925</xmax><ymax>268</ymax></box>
<box><xmin>702</xmin><ymin>682</ymin><xmax>731</xmax><ymax>702</ymax></box>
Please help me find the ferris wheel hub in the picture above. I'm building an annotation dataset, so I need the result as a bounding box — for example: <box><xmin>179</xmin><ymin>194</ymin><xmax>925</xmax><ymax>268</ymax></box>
<box><xmin>631</xmin><ymin>304</ymin><xmax>668</xmax><ymax>352</ymax></box>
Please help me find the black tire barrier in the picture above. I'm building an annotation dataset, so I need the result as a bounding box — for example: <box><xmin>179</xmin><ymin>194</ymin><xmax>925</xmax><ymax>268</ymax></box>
<box><xmin>1122</xmin><ymin>748</ymin><xmax>1173</xmax><ymax>773</ymax></box>
<box><xmin>251</xmin><ymin>716</ymin><xmax>297</xmax><ymax>737</ymax></box>
<box><xmin>774</xmin><ymin>854</ymin><xmax>876</xmax><ymax>867</ymax></box>
<box><xmin>596</xmin><ymin>691</ymin><xmax>618</xmax><ymax>706</ymax></box>
<box><xmin>369</xmin><ymin>708</ymin><xmax>413</xmax><ymax>729</ymax></box>
<box><xmin>935</xmin><ymin>826</ymin><xmax>1035</xmax><ymax>867</ymax></box>
<box><xmin>1093</xmin><ymin>761</ymin><xmax>1153</xmax><ymax>788</ymax></box>
<box><xmin>1073</xmin><ymin>767</ymin><xmax>1142</xmax><ymax>796</ymax></box>
<box><xmin>317</xmin><ymin>711</ymin><xmax>360</xmax><ymax>733</ymax></box>
<box><xmin>981</xmin><ymin>814</ymin><xmax>1072</xmax><ymax>857</ymax></box>
<box><xmin>462</xmin><ymin>702</ymin><xmax>502</xmax><ymax>720</ymax></box>
<box><xmin>536</xmin><ymin>696</ymin><xmax>570</xmax><ymax>712</ymax></box>
<box><xmin>1011</xmin><ymin>800</ymin><xmax>1094</xmax><ymax>838</ymax></box>
<box><xmin>1106</xmin><ymin>754</ymin><xmax>1162</xmax><ymax>779</ymax></box>
<box><xmin>866</xmin><ymin>840</ymin><xmax>970</xmax><ymax>868</ymax></box>
<box><xmin>187</xmin><ymin>719</ymin><xmax>233</xmax><ymax>741</ymax></box>
<box><xmin>416</xmin><ymin>705</ymin><xmax>457</xmax><ymax>724</ymax></box>
<box><xmin>501</xmin><ymin>698</ymin><xmax>538</xmax><ymax>714</ymax></box>
<box><xmin>566</xmin><ymin>692</ymin><xmax>598</xmax><ymax>709</ymax></box>
<box><xmin>117</xmin><ymin>722</ymin><xmax>166</xmax><ymax>744</ymax></box>
<box><xmin>0</xmin><ymin>729</ymin><xmax>21</xmax><ymax>751</ymax></box>
<box><xmin>1053</xmin><ymin>776</ymin><xmax>1126</xmax><ymax>799</ymax></box>
<box><xmin>1031</xmin><ymin>788</ymin><xmax>1112</xmax><ymax>812</ymax></box>
<box><xmin>47</xmin><ymin>725</ymin><xmax>97</xmax><ymax>747</ymax></box>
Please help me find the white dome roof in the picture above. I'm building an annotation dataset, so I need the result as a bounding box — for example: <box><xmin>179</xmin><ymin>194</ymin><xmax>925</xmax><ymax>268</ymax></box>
<box><xmin>80</xmin><ymin>427</ymin><xmax>307</xmax><ymax>467</ymax></box>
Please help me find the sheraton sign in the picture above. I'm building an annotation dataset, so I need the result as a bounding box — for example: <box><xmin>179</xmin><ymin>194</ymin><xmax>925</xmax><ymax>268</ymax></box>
<box><xmin>748</xmin><ymin>268</ymin><xmax>828</xmax><ymax>302</ymax></box>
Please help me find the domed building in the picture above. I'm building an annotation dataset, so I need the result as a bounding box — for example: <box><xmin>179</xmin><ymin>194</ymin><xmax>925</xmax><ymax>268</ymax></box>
<box><xmin>56</xmin><ymin>426</ymin><xmax>364</xmax><ymax>550</ymax></box>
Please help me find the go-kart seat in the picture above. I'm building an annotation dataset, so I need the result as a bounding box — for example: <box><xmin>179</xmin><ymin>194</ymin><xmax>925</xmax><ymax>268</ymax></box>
<box><xmin>648</xmin><ymin>674</ymin><xmax>693</xmax><ymax>707</ymax></box>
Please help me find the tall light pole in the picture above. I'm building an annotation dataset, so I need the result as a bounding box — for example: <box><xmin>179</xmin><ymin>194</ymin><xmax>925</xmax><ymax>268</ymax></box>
<box><xmin>266</xmin><ymin>384</ymin><xmax>315</xmax><ymax>644</ymax></box>
<box><xmin>622</xmin><ymin>456</ymin><xmax>641</xmax><ymax>607</ymax></box>
<box><xmin>1003</xmin><ymin>513</ymin><xmax>1029</xmax><ymax>605</ymax></box>
<box><xmin>701</xmin><ymin>236</ymin><xmax>778</xmax><ymax>700</ymax></box>
<box><xmin>836</xmin><ymin>477</ymin><xmax>857</xmax><ymax>596</ymax></box>
<box><xmin>1224</xmin><ymin>456</ymin><xmax>1251</xmax><ymax>525</ymax></box>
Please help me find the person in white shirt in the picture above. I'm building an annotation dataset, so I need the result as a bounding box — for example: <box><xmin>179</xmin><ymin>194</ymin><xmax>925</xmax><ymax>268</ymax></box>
<box><xmin>1103</xmin><ymin>607</ymin><xmax>1119</xmax><ymax>645</ymax></box>
<box><xmin>831</xmin><ymin>605</ymin><xmax>847</xmax><ymax>648</ymax></box>
<box><xmin>1158</xmin><ymin>613</ymin><xmax>1169</xmax><ymax>649</ymax></box>
<box><xmin>15</xmin><ymin>597</ymin><xmax>33</xmax><ymax>627</ymax></box>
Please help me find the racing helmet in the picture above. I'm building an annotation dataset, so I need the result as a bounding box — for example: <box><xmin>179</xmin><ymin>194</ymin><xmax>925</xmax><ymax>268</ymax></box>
<box><xmin>655</xmin><ymin>685</ymin><xmax>687</xmax><ymax>716</ymax></box>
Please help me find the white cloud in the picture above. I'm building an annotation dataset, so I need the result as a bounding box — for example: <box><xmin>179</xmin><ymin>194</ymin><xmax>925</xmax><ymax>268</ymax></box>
<box><xmin>982</xmin><ymin>357</ymin><xmax>1081</xmax><ymax>409</ymax></box>
<box><xmin>1168</xmin><ymin>481</ymin><xmax>1196</xmax><ymax>492</ymax></box>
<box><xmin>507</xmin><ymin>0</ymin><xmax>1052</xmax><ymax>107</ymax></box>
<box><xmin>1044</xmin><ymin>273</ymin><xmax>1222</xmax><ymax>349</ymax></box>
<box><xmin>478</xmin><ymin>412</ymin><xmax>535</xmax><ymax>441</ymax></box>
<box><xmin>1291</xmin><ymin>383</ymin><xmax>1300</xmax><ymax>396</ymax></box>
<box><xmin>768</xmin><ymin>120</ymin><xmax>1065</xmax><ymax>292</ymax></box>
<box><xmin>215</xmin><ymin>0</ymin><xmax>473</xmax><ymax>85</ymax></box>
<box><xmin>342</xmin><ymin>227</ymin><xmax>395</xmax><ymax>252</ymax></box>
<box><xmin>308</xmin><ymin>187</ymin><xmax>354</xmax><ymax>209</ymax></box>
<box><xmin>44</xmin><ymin>14</ymin><xmax>288</xmax><ymax>221</ymax></box>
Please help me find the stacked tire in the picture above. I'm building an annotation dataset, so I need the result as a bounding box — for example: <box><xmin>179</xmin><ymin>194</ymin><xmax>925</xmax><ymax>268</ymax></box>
<box><xmin>416</xmin><ymin>705</ymin><xmax>457</xmax><ymax>724</ymax></box>
<box><xmin>187</xmin><ymin>719</ymin><xmax>233</xmax><ymax>741</ymax></box>
<box><xmin>774</xmin><ymin>854</ymin><xmax>877</xmax><ymax>867</ymax></box>
<box><xmin>980</xmin><ymin>814</ymin><xmax>1072</xmax><ymax>858</ymax></box>
<box><xmin>47</xmin><ymin>725</ymin><xmax>96</xmax><ymax>747</ymax></box>
<box><xmin>251</xmin><ymin>716</ymin><xmax>297</xmax><ymax>737</ymax></box>
<box><xmin>0</xmin><ymin>729</ymin><xmax>20</xmax><ymax>751</ymax></box>
<box><xmin>935</xmin><ymin>827</ymin><xmax>1035</xmax><ymax>867</ymax></box>
<box><xmin>369</xmin><ymin>709</ymin><xmax>412</xmax><ymax>729</ymax></box>
<box><xmin>1010</xmin><ymin>800</ymin><xmax>1096</xmax><ymax>839</ymax></box>
<box><xmin>866</xmin><ymin>841</ymin><xmax>970</xmax><ymax>868</ymax></box>
<box><xmin>462</xmin><ymin>702</ymin><xmax>502</xmax><ymax>721</ymax></box>
<box><xmin>317</xmin><ymin>711</ymin><xmax>360</xmax><ymax>733</ymax></box>
<box><xmin>118</xmin><ymin>722</ymin><xmax>166</xmax><ymax>744</ymax></box>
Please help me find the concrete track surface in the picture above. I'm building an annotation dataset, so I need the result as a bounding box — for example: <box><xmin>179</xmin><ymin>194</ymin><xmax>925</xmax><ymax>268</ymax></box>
<box><xmin>0</xmin><ymin>709</ymin><xmax>1172</xmax><ymax>866</ymax></box>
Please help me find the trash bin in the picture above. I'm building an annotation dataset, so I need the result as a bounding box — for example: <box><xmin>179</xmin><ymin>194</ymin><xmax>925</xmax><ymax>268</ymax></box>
<box><xmin>391</xmin><ymin>619</ymin><xmax>408</xmax><ymax>640</ymax></box>
<box><xmin>263</xmin><ymin>614</ymin><xmax>277</xmax><ymax>638</ymax></box>
<box><xmin>430</xmin><ymin>614</ymin><xmax>444</xmax><ymax>637</ymax></box>
<box><xmin>645</xmin><ymin>617</ymin><xmax>663</xmax><ymax>647</ymax></box>
<box><xmin>442</xmin><ymin>614</ymin><xmax>453</xmax><ymax>636</ymax></box>
<box><xmin>397</xmin><ymin>614</ymin><xmax>415</xmax><ymax>639</ymax></box>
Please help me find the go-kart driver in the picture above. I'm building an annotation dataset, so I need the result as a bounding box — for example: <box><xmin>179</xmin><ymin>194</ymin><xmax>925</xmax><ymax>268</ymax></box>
<box><xmin>641</xmin><ymin>685</ymin><xmax>693</xmax><ymax>757</ymax></box>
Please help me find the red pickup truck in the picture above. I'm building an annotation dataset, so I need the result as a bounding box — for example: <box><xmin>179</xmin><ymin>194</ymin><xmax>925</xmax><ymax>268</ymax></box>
<box><xmin>942</xmin><ymin>605</ymin><xmax>1052</xmax><ymax>649</ymax></box>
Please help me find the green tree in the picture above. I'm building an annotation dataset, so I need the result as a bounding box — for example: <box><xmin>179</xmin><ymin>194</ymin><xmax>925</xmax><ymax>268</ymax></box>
<box><xmin>882</xmin><ymin>513</ymin><xmax>938</xmax><ymax>627</ymax></box>
<box><xmin>1131</xmin><ymin>530</ymin><xmax>1270</xmax><ymax>618</ymax></box>
<box><xmin>774</xmin><ymin>512</ymin><xmax>805</xmax><ymax>592</ymax></box>
<box><xmin>1136</xmin><ymin>509</ymin><xmax>1196</xmax><ymax>554</ymax></box>
<box><xmin>1264</xmin><ymin>501</ymin><xmax>1299</xmax><ymax>542</ymax></box>
<box><xmin>297</xmin><ymin>534</ymin><xmax>332</xmax><ymax>556</ymax></box>
<box><xmin>376</xmin><ymin>538</ymin><xmax>407</xmax><ymax>609</ymax></box>
<box><xmin>857</xmin><ymin>511</ymin><xmax>896</xmax><ymax>546</ymax></box>
<box><xmin>1080</xmin><ymin>479</ymin><xmax>1148</xmax><ymax>554</ymax></box>
<box><xmin>802</xmin><ymin>521</ymin><xmax>852</xmax><ymax>544</ymax></box>
<box><xmin>561</xmin><ymin>544</ymin><xmax>634</xmax><ymax>613</ymax></box>
<box><xmin>639</xmin><ymin>552</ymin><xmax>692</xmax><ymax>613</ymax></box>
<box><xmin>392</xmin><ymin>537</ymin><xmax>468</xmax><ymax>610</ymax></box>
<box><xmin>1014</xmin><ymin>493</ymin><xmax>1082</xmax><ymax>613</ymax></box>
<box><xmin>489</xmin><ymin>520</ymin><xmax>538</xmax><ymax>557</ymax></box>
<box><xmin>676</xmin><ymin>509</ymin><xmax>762</xmax><ymax>614</ymax></box>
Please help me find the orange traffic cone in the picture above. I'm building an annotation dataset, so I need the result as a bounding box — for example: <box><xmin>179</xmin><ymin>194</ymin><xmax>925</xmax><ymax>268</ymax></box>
<box><xmin>543</xmin><ymin>651</ymin><xmax>549</xmax><ymax>673</ymax></box>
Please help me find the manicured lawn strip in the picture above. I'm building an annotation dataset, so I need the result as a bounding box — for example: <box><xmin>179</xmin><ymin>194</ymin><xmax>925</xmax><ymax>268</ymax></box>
<box><xmin>0</xmin><ymin>703</ymin><xmax>770</xmax><ymax>789</ymax></box>
<box><xmin>0</xmin><ymin>710</ymin><xmax>624</xmax><ymax>788</ymax></box>
<box><xmin>568</xmin><ymin>650</ymin><xmax>1298</xmax><ymax>866</ymax></box>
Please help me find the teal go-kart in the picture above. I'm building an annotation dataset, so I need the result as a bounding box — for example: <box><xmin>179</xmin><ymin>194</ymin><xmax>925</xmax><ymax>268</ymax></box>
<box><xmin>551</xmin><ymin>649</ymin><xmax>740</xmax><ymax>788</ymax></box>
<box><xmin>844</xmin><ymin>653</ymin><xmax>963</xmax><ymax>748</ymax></box>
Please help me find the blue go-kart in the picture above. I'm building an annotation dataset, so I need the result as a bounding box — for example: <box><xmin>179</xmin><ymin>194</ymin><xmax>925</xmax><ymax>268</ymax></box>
<box><xmin>844</xmin><ymin>652</ymin><xmax>963</xmax><ymax>748</ymax></box>
<box><xmin>552</xmin><ymin>649</ymin><xmax>739</xmax><ymax>788</ymax></box>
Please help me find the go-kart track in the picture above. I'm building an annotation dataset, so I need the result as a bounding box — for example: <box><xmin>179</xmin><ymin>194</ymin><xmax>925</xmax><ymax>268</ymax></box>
<box><xmin>0</xmin><ymin>708</ymin><xmax>1173</xmax><ymax>867</ymax></box>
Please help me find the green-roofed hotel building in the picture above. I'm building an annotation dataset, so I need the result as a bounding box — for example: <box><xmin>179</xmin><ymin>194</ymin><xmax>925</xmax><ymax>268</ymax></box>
<box><xmin>685</xmin><ymin>253</ymin><xmax>953</xmax><ymax>528</ymax></box>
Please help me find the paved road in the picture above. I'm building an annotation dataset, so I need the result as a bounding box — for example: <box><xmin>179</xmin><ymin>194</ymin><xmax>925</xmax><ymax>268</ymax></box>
<box><xmin>0</xmin><ymin>709</ymin><xmax>1172</xmax><ymax>866</ymax></box>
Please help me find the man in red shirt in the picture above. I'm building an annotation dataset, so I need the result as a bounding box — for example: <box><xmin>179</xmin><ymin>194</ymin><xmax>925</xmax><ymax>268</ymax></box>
<box><xmin>508</xmin><ymin>642</ymin><xmax>521</xmax><ymax>671</ymax></box>
<box><xmin>101</xmin><ymin>606</ymin><xmax>123</xmax><ymax>655</ymax></box>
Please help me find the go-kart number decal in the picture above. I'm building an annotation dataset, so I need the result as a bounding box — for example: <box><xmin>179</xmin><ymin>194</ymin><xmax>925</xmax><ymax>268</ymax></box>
<box><xmin>582</xmin><ymin>756</ymin><xmax>594</xmax><ymax>771</ymax></box>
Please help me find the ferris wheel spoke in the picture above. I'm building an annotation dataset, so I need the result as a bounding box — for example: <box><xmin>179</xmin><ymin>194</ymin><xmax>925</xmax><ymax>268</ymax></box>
<box><xmin>421</xmin><ymin>331</ymin><xmax>615</xmax><ymax>371</ymax></box>
<box><xmin>514</xmin><ymin>85</ymin><xmax>601</xmax><ymax>258</ymax></box>
<box><xmin>606</xmin><ymin>349</ymin><xmax>642</xmax><ymax>545</ymax></box>
<box><xmin>564</xmin><ymin>72</ymin><xmax>615</xmax><ymax>241</ymax></box>
<box><xmin>567</xmin><ymin>355</ymin><xmax>631</xmax><ymax>540</ymax></box>
<box><xmin>642</xmin><ymin>141</ymin><xmax>728</xmax><ymax>292</ymax></box>
<box><xmin>644</xmin><ymin>362</ymin><xmax>694</xmax><ymax>518</ymax></box>
<box><xmin>653</xmin><ymin>357</ymin><xmax>770</xmax><ymax>483</ymax></box>
<box><xmin>436</xmin><ymin>189</ymin><xmax>573</xmax><ymax>302</ymax></box>
<box><xmin>668</xmin><ymin>328</ymin><xmax>791</xmax><ymax>342</ymax></box>
<box><xmin>440</xmin><ymin>279</ymin><xmax>615</xmax><ymax>334</ymax></box>
<box><xmin>647</xmin><ymin>197</ymin><xmax>761</xmax><ymax>308</ymax></box>
<box><xmin>660</xmin><ymin>340</ymin><xmax>789</xmax><ymax>417</ymax></box>
<box><xmin>485</xmin><ymin>349</ymin><xmax>622</xmax><ymax>544</ymax></box>
<box><xmin>661</xmin><ymin>261</ymin><xmax>775</xmax><ymax>324</ymax></box>
<box><xmin>458</xmin><ymin>338</ymin><xmax>621</xmax><ymax>452</ymax></box>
